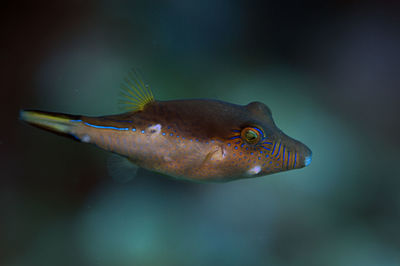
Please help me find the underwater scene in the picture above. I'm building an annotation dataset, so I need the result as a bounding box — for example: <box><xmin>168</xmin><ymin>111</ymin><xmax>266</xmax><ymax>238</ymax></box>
<box><xmin>3</xmin><ymin>1</ymin><xmax>400</xmax><ymax>265</ymax></box>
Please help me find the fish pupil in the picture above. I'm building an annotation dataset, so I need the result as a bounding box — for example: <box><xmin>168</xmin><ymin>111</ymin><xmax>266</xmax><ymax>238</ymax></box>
<box><xmin>246</xmin><ymin>130</ymin><xmax>257</xmax><ymax>141</ymax></box>
<box><xmin>242</xmin><ymin>128</ymin><xmax>260</xmax><ymax>144</ymax></box>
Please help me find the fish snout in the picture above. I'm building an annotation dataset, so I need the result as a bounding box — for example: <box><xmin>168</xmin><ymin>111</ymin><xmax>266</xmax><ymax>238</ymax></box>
<box><xmin>296</xmin><ymin>143</ymin><xmax>312</xmax><ymax>168</ymax></box>
<box><xmin>269</xmin><ymin>136</ymin><xmax>312</xmax><ymax>170</ymax></box>
<box><xmin>279</xmin><ymin>137</ymin><xmax>311</xmax><ymax>170</ymax></box>
<box><xmin>304</xmin><ymin>148</ymin><xmax>312</xmax><ymax>167</ymax></box>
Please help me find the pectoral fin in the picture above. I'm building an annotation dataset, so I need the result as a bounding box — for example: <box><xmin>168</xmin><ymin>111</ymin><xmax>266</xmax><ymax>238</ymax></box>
<box><xmin>107</xmin><ymin>154</ymin><xmax>138</xmax><ymax>183</ymax></box>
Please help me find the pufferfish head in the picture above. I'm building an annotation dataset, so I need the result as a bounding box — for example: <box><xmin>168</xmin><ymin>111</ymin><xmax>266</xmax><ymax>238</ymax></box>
<box><xmin>229</xmin><ymin>101</ymin><xmax>312</xmax><ymax>176</ymax></box>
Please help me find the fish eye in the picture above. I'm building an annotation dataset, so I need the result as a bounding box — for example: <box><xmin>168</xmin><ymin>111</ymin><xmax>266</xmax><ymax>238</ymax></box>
<box><xmin>241</xmin><ymin>127</ymin><xmax>262</xmax><ymax>144</ymax></box>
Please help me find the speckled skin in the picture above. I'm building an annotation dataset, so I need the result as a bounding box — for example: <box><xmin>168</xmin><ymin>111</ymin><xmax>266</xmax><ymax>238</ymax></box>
<box><xmin>68</xmin><ymin>99</ymin><xmax>312</xmax><ymax>182</ymax></box>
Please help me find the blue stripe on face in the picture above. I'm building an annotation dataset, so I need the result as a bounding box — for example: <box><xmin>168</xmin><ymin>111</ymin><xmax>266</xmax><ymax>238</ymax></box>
<box><xmin>261</xmin><ymin>146</ymin><xmax>271</xmax><ymax>151</ymax></box>
<box><xmin>287</xmin><ymin>151</ymin><xmax>290</xmax><ymax>169</ymax></box>
<box><xmin>229</xmin><ymin>136</ymin><xmax>240</xmax><ymax>140</ymax></box>
<box><xmin>253</xmin><ymin>127</ymin><xmax>264</xmax><ymax>138</ymax></box>
<box><xmin>271</xmin><ymin>142</ymin><xmax>277</xmax><ymax>155</ymax></box>
<box><xmin>293</xmin><ymin>152</ymin><xmax>297</xmax><ymax>168</ymax></box>
<box><xmin>84</xmin><ymin>122</ymin><xmax>129</xmax><ymax>130</ymax></box>
<box><xmin>282</xmin><ymin>146</ymin><xmax>286</xmax><ymax>166</ymax></box>
<box><xmin>275</xmin><ymin>143</ymin><xmax>281</xmax><ymax>158</ymax></box>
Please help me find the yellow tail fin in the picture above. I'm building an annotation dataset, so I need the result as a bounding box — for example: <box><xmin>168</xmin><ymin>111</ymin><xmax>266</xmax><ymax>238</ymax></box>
<box><xmin>20</xmin><ymin>110</ymin><xmax>81</xmax><ymax>140</ymax></box>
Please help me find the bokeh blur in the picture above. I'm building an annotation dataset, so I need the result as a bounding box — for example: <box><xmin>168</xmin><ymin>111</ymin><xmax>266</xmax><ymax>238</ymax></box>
<box><xmin>2</xmin><ymin>1</ymin><xmax>400</xmax><ymax>265</ymax></box>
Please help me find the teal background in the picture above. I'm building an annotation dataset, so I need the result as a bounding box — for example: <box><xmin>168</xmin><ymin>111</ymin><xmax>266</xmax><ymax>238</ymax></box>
<box><xmin>2</xmin><ymin>1</ymin><xmax>400</xmax><ymax>265</ymax></box>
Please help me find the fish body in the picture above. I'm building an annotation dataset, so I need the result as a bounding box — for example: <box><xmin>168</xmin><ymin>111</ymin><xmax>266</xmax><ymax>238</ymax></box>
<box><xmin>20</xmin><ymin>73</ymin><xmax>311</xmax><ymax>182</ymax></box>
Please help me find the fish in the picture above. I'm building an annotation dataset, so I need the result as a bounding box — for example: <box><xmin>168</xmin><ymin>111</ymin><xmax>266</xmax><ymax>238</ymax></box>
<box><xmin>20</xmin><ymin>71</ymin><xmax>312</xmax><ymax>182</ymax></box>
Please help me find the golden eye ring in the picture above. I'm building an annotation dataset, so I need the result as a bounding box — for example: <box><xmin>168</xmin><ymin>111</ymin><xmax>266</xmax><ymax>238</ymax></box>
<box><xmin>241</xmin><ymin>127</ymin><xmax>262</xmax><ymax>144</ymax></box>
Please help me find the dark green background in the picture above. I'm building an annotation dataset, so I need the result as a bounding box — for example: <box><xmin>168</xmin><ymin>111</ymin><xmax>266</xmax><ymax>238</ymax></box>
<box><xmin>2</xmin><ymin>1</ymin><xmax>400</xmax><ymax>265</ymax></box>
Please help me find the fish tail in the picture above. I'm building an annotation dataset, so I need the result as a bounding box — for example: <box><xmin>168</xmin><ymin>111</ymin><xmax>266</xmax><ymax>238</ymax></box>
<box><xmin>19</xmin><ymin>109</ymin><xmax>82</xmax><ymax>141</ymax></box>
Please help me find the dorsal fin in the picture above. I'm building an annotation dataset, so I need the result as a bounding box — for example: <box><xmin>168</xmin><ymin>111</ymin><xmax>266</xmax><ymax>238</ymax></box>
<box><xmin>118</xmin><ymin>69</ymin><xmax>155</xmax><ymax>112</ymax></box>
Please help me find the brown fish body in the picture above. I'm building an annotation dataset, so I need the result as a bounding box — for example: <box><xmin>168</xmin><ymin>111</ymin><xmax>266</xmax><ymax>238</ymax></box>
<box><xmin>20</xmin><ymin>72</ymin><xmax>311</xmax><ymax>182</ymax></box>
<box><xmin>53</xmin><ymin>99</ymin><xmax>312</xmax><ymax>181</ymax></box>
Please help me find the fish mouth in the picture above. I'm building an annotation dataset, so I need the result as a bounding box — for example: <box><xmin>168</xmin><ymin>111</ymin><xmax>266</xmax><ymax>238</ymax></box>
<box><xmin>304</xmin><ymin>151</ymin><xmax>312</xmax><ymax>167</ymax></box>
<box><xmin>301</xmin><ymin>145</ymin><xmax>312</xmax><ymax>168</ymax></box>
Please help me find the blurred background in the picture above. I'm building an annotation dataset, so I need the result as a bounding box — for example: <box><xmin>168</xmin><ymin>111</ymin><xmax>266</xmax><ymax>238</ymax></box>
<box><xmin>2</xmin><ymin>0</ymin><xmax>400</xmax><ymax>265</ymax></box>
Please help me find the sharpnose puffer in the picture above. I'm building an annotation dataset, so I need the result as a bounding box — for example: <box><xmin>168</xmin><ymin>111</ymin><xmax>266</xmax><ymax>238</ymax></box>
<box><xmin>20</xmin><ymin>71</ymin><xmax>312</xmax><ymax>182</ymax></box>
